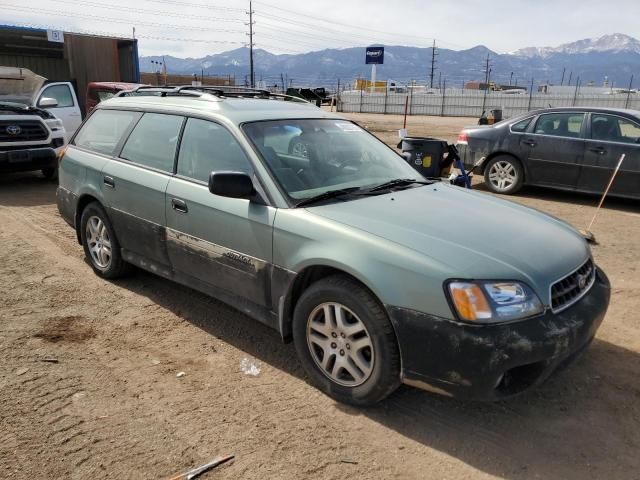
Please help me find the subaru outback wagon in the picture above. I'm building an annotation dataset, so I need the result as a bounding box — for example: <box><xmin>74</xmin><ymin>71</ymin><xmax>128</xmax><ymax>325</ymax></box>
<box><xmin>57</xmin><ymin>86</ymin><xmax>610</xmax><ymax>406</ymax></box>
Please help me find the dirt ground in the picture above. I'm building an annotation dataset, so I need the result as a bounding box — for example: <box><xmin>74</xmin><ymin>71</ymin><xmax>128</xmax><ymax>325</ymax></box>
<box><xmin>1</xmin><ymin>113</ymin><xmax>639</xmax><ymax>480</ymax></box>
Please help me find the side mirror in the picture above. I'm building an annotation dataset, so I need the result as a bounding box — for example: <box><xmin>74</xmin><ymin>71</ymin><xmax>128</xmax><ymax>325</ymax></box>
<box><xmin>208</xmin><ymin>171</ymin><xmax>256</xmax><ymax>199</ymax></box>
<box><xmin>38</xmin><ymin>97</ymin><xmax>58</xmax><ymax>108</ymax></box>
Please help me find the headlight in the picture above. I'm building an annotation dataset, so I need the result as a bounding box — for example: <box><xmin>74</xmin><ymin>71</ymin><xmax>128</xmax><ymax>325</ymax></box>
<box><xmin>447</xmin><ymin>281</ymin><xmax>543</xmax><ymax>323</ymax></box>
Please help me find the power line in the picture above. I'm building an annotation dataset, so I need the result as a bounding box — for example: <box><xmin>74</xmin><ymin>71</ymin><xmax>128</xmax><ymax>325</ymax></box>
<box><xmin>4</xmin><ymin>20</ymin><xmax>243</xmax><ymax>45</ymax></box>
<box><xmin>257</xmin><ymin>22</ymin><xmax>374</xmax><ymax>48</ymax></box>
<box><xmin>47</xmin><ymin>0</ymin><xmax>245</xmax><ymax>24</ymax></box>
<box><xmin>3</xmin><ymin>4</ymin><xmax>243</xmax><ymax>33</ymax></box>
<box><xmin>255</xmin><ymin>0</ymin><xmax>460</xmax><ymax>47</ymax></box>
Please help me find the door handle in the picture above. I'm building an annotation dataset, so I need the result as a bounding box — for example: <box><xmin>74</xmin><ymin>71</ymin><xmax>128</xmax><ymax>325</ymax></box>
<box><xmin>523</xmin><ymin>140</ymin><xmax>537</xmax><ymax>147</ymax></box>
<box><xmin>589</xmin><ymin>147</ymin><xmax>606</xmax><ymax>155</ymax></box>
<box><xmin>171</xmin><ymin>198</ymin><xmax>188</xmax><ymax>213</ymax></box>
<box><xmin>103</xmin><ymin>176</ymin><xmax>115</xmax><ymax>188</ymax></box>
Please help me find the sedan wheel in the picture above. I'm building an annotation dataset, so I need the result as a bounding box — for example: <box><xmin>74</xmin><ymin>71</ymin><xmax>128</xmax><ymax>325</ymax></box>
<box><xmin>306</xmin><ymin>302</ymin><xmax>374</xmax><ymax>387</ymax></box>
<box><xmin>484</xmin><ymin>156</ymin><xmax>524</xmax><ymax>194</ymax></box>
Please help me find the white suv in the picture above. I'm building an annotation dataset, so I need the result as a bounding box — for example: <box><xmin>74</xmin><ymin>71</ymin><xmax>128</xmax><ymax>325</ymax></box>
<box><xmin>0</xmin><ymin>68</ymin><xmax>67</xmax><ymax>178</ymax></box>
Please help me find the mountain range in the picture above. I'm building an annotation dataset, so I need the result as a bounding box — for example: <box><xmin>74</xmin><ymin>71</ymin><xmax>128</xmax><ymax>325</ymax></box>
<box><xmin>139</xmin><ymin>34</ymin><xmax>640</xmax><ymax>89</ymax></box>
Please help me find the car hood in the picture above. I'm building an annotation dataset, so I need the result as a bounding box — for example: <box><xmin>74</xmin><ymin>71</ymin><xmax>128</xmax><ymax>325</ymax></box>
<box><xmin>306</xmin><ymin>183</ymin><xmax>590</xmax><ymax>304</ymax></box>
<box><xmin>0</xmin><ymin>67</ymin><xmax>45</xmax><ymax>106</ymax></box>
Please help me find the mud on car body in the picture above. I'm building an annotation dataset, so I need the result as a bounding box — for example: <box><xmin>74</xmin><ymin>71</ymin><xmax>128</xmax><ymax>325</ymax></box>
<box><xmin>57</xmin><ymin>86</ymin><xmax>610</xmax><ymax>406</ymax></box>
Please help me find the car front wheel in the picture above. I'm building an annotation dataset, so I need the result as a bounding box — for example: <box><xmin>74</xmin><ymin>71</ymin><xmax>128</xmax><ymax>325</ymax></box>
<box><xmin>484</xmin><ymin>155</ymin><xmax>524</xmax><ymax>194</ymax></box>
<box><xmin>292</xmin><ymin>275</ymin><xmax>400</xmax><ymax>406</ymax></box>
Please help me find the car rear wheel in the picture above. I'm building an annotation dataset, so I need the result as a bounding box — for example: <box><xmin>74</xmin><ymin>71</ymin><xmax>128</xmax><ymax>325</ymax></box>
<box><xmin>80</xmin><ymin>202</ymin><xmax>131</xmax><ymax>279</ymax></box>
<box><xmin>484</xmin><ymin>155</ymin><xmax>524</xmax><ymax>194</ymax></box>
<box><xmin>292</xmin><ymin>275</ymin><xmax>400</xmax><ymax>406</ymax></box>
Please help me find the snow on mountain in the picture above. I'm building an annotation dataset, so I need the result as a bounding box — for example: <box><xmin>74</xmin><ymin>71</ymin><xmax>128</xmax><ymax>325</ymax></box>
<box><xmin>513</xmin><ymin>33</ymin><xmax>640</xmax><ymax>58</ymax></box>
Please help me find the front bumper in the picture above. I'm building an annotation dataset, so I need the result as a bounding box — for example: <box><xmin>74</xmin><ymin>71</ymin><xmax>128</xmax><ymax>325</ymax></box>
<box><xmin>0</xmin><ymin>146</ymin><xmax>57</xmax><ymax>173</ymax></box>
<box><xmin>387</xmin><ymin>267</ymin><xmax>610</xmax><ymax>400</ymax></box>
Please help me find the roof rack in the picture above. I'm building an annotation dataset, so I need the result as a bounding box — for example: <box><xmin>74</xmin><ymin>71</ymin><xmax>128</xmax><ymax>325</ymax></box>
<box><xmin>116</xmin><ymin>85</ymin><xmax>310</xmax><ymax>104</ymax></box>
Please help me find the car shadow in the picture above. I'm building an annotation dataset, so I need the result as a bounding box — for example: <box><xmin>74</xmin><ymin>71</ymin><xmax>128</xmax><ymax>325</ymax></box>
<box><xmin>117</xmin><ymin>268</ymin><xmax>639</xmax><ymax>480</ymax></box>
<box><xmin>0</xmin><ymin>171</ymin><xmax>58</xmax><ymax>207</ymax></box>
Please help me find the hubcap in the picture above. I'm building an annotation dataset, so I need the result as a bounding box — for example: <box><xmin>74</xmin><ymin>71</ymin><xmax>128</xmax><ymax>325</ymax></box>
<box><xmin>488</xmin><ymin>160</ymin><xmax>517</xmax><ymax>191</ymax></box>
<box><xmin>306</xmin><ymin>302</ymin><xmax>374</xmax><ymax>387</ymax></box>
<box><xmin>86</xmin><ymin>216</ymin><xmax>112</xmax><ymax>269</ymax></box>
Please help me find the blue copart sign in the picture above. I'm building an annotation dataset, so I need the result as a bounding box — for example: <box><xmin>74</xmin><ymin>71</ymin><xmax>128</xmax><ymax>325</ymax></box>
<box><xmin>365</xmin><ymin>47</ymin><xmax>384</xmax><ymax>65</ymax></box>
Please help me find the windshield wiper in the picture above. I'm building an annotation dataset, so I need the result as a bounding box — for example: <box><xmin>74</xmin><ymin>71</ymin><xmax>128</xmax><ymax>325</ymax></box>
<box><xmin>364</xmin><ymin>178</ymin><xmax>435</xmax><ymax>193</ymax></box>
<box><xmin>295</xmin><ymin>186</ymin><xmax>362</xmax><ymax>208</ymax></box>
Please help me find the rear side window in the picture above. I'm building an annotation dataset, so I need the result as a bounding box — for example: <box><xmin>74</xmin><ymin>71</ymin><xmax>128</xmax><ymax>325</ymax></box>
<box><xmin>120</xmin><ymin>113</ymin><xmax>185</xmax><ymax>172</ymax></box>
<box><xmin>510</xmin><ymin>117</ymin><xmax>532</xmax><ymax>133</ymax></box>
<box><xmin>591</xmin><ymin>114</ymin><xmax>640</xmax><ymax>143</ymax></box>
<box><xmin>177</xmin><ymin>118</ymin><xmax>252</xmax><ymax>183</ymax></box>
<box><xmin>73</xmin><ymin>109</ymin><xmax>141</xmax><ymax>156</ymax></box>
<box><xmin>534</xmin><ymin>113</ymin><xmax>584</xmax><ymax>138</ymax></box>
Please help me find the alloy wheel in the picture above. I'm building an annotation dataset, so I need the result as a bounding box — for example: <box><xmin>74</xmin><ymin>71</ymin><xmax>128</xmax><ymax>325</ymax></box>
<box><xmin>85</xmin><ymin>215</ymin><xmax>112</xmax><ymax>269</ymax></box>
<box><xmin>488</xmin><ymin>160</ymin><xmax>518</xmax><ymax>192</ymax></box>
<box><xmin>306</xmin><ymin>302</ymin><xmax>374</xmax><ymax>387</ymax></box>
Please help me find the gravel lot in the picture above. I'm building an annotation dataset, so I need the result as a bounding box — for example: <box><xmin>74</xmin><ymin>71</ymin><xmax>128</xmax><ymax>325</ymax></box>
<box><xmin>1</xmin><ymin>113</ymin><xmax>639</xmax><ymax>479</ymax></box>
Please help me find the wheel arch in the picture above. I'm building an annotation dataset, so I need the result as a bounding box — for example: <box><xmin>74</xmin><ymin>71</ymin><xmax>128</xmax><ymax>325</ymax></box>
<box><xmin>278</xmin><ymin>264</ymin><xmax>398</xmax><ymax>348</ymax></box>
<box><xmin>74</xmin><ymin>193</ymin><xmax>103</xmax><ymax>244</ymax></box>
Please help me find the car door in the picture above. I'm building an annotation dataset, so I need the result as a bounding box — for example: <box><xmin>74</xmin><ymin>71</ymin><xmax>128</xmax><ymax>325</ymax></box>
<box><xmin>521</xmin><ymin>112</ymin><xmax>586</xmax><ymax>189</ymax></box>
<box><xmin>37</xmin><ymin>82</ymin><xmax>83</xmax><ymax>134</ymax></box>
<box><xmin>165</xmin><ymin>117</ymin><xmax>276</xmax><ymax>310</ymax></box>
<box><xmin>101</xmin><ymin>112</ymin><xmax>185</xmax><ymax>272</ymax></box>
<box><xmin>581</xmin><ymin>112</ymin><xmax>640</xmax><ymax>198</ymax></box>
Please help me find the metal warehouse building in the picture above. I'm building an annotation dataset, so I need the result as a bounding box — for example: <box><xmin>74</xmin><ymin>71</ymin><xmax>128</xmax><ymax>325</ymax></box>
<box><xmin>0</xmin><ymin>25</ymin><xmax>140</xmax><ymax>111</ymax></box>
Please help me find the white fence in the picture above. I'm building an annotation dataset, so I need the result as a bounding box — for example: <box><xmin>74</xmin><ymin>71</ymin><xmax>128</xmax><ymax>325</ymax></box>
<box><xmin>337</xmin><ymin>88</ymin><xmax>640</xmax><ymax>119</ymax></box>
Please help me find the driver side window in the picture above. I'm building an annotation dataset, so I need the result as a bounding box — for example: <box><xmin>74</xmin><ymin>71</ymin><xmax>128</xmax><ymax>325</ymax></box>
<box><xmin>177</xmin><ymin>118</ymin><xmax>252</xmax><ymax>183</ymax></box>
<box><xmin>591</xmin><ymin>114</ymin><xmax>640</xmax><ymax>144</ymax></box>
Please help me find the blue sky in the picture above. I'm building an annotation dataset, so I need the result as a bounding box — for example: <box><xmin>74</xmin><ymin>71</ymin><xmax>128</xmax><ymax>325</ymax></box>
<box><xmin>3</xmin><ymin>0</ymin><xmax>639</xmax><ymax>56</ymax></box>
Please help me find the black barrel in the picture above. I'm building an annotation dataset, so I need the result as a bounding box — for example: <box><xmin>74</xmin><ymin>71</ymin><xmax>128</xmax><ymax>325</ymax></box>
<box><xmin>397</xmin><ymin>137</ymin><xmax>448</xmax><ymax>178</ymax></box>
<box><xmin>490</xmin><ymin>108</ymin><xmax>503</xmax><ymax>122</ymax></box>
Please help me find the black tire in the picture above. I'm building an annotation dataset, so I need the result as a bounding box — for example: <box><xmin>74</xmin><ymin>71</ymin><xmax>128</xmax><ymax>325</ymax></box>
<box><xmin>80</xmin><ymin>202</ymin><xmax>131</xmax><ymax>279</ymax></box>
<box><xmin>42</xmin><ymin>167</ymin><xmax>58</xmax><ymax>181</ymax></box>
<box><xmin>292</xmin><ymin>274</ymin><xmax>401</xmax><ymax>406</ymax></box>
<box><xmin>483</xmin><ymin>155</ymin><xmax>524</xmax><ymax>195</ymax></box>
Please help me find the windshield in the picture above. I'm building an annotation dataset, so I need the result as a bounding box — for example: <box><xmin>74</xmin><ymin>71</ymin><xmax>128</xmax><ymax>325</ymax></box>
<box><xmin>0</xmin><ymin>67</ymin><xmax>46</xmax><ymax>105</ymax></box>
<box><xmin>243</xmin><ymin>119</ymin><xmax>423</xmax><ymax>202</ymax></box>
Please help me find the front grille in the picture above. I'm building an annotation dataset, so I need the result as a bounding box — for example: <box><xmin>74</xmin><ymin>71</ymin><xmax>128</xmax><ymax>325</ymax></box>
<box><xmin>0</xmin><ymin>120</ymin><xmax>48</xmax><ymax>142</ymax></box>
<box><xmin>550</xmin><ymin>258</ymin><xmax>595</xmax><ymax>312</ymax></box>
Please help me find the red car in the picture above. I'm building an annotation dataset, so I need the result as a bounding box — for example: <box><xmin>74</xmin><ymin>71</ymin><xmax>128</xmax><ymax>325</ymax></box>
<box><xmin>85</xmin><ymin>82</ymin><xmax>146</xmax><ymax>113</ymax></box>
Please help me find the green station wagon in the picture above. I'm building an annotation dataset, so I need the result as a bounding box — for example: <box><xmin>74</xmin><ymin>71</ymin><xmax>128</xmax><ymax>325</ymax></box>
<box><xmin>57</xmin><ymin>87</ymin><xmax>610</xmax><ymax>406</ymax></box>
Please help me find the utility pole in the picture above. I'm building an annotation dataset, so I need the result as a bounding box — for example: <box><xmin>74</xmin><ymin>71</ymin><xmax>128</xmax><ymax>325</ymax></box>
<box><xmin>481</xmin><ymin>54</ymin><xmax>490</xmax><ymax>112</ymax></box>
<box><xmin>280</xmin><ymin>73</ymin><xmax>285</xmax><ymax>93</ymax></box>
<box><xmin>246</xmin><ymin>0</ymin><xmax>255</xmax><ymax>88</ymax></box>
<box><xmin>568</xmin><ymin>71</ymin><xmax>573</xmax><ymax>86</ymax></box>
<box><xmin>626</xmin><ymin>75</ymin><xmax>634</xmax><ymax>108</ymax></box>
<box><xmin>509</xmin><ymin>71</ymin><xmax>513</xmax><ymax>86</ymax></box>
<box><xmin>560</xmin><ymin>67</ymin><xmax>566</xmax><ymax>86</ymax></box>
<box><xmin>438</xmin><ymin>71</ymin><xmax>442</xmax><ymax>90</ymax></box>
<box><xmin>429</xmin><ymin>40</ymin><xmax>437</xmax><ymax>88</ymax></box>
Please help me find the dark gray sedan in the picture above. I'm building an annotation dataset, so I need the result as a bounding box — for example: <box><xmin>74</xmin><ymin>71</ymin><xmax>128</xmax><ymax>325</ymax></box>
<box><xmin>456</xmin><ymin>107</ymin><xmax>640</xmax><ymax>199</ymax></box>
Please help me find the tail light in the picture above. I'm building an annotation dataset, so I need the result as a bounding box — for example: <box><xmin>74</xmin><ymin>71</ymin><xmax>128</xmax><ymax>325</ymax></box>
<box><xmin>457</xmin><ymin>131</ymin><xmax>468</xmax><ymax>143</ymax></box>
